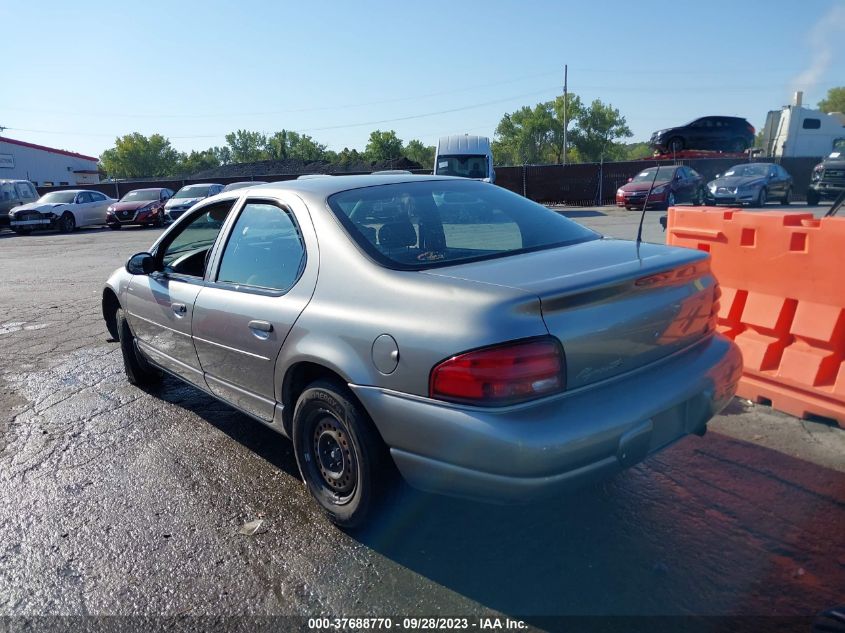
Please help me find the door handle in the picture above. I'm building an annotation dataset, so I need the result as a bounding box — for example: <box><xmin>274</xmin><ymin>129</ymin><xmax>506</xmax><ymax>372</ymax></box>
<box><xmin>172</xmin><ymin>302</ymin><xmax>187</xmax><ymax>315</ymax></box>
<box><xmin>248</xmin><ymin>320</ymin><xmax>273</xmax><ymax>333</ymax></box>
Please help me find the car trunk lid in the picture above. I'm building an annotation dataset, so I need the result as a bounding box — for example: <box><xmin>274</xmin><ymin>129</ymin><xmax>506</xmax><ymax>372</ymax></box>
<box><xmin>423</xmin><ymin>239</ymin><xmax>717</xmax><ymax>389</ymax></box>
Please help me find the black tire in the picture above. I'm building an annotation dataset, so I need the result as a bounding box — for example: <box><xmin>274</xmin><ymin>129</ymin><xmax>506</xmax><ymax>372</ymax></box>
<box><xmin>781</xmin><ymin>187</ymin><xmax>791</xmax><ymax>205</ymax></box>
<box><xmin>667</xmin><ymin>137</ymin><xmax>684</xmax><ymax>153</ymax></box>
<box><xmin>59</xmin><ymin>212</ymin><xmax>76</xmax><ymax>233</ymax></box>
<box><xmin>292</xmin><ymin>379</ymin><xmax>394</xmax><ymax>529</ymax></box>
<box><xmin>665</xmin><ymin>191</ymin><xmax>676</xmax><ymax>209</ymax></box>
<box><xmin>755</xmin><ymin>187</ymin><xmax>768</xmax><ymax>207</ymax></box>
<box><xmin>693</xmin><ymin>187</ymin><xmax>705</xmax><ymax>206</ymax></box>
<box><xmin>155</xmin><ymin>214</ymin><xmax>165</xmax><ymax>228</ymax></box>
<box><xmin>807</xmin><ymin>188</ymin><xmax>820</xmax><ymax>206</ymax></box>
<box><xmin>116</xmin><ymin>308</ymin><xmax>161</xmax><ymax>387</ymax></box>
<box><xmin>108</xmin><ymin>224</ymin><xmax>121</xmax><ymax>230</ymax></box>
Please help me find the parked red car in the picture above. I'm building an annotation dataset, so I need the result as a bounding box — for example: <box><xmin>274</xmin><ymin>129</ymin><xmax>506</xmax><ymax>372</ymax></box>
<box><xmin>616</xmin><ymin>165</ymin><xmax>705</xmax><ymax>210</ymax></box>
<box><xmin>106</xmin><ymin>188</ymin><xmax>173</xmax><ymax>229</ymax></box>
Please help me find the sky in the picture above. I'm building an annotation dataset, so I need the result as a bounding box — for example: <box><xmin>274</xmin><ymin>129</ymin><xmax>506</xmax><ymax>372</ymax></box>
<box><xmin>0</xmin><ymin>0</ymin><xmax>843</xmax><ymax>160</ymax></box>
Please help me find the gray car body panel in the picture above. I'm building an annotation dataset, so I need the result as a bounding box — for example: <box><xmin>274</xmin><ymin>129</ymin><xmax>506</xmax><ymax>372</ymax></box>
<box><xmin>103</xmin><ymin>175</ymin><xmax>742</xmax><ymax>502</ymax></box>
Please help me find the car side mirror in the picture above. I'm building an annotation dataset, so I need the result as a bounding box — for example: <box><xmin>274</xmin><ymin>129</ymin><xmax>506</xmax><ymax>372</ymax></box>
<box><xmin>126</xmin><ymin>252</ymin><xmax>156</xmax><ymax>275</ymax></box>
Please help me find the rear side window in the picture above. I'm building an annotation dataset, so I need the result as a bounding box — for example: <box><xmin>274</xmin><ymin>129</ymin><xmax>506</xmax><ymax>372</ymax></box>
<box><xmin>327</xmin><ymin>180</ymin><xmax>599</xmax><ymax>270</ymax></box>
<box><xmin>216</xmin><ymin>201</ymin><xmax>305</xmax><ymax>292</ymax></box>
<box><xmin>803</xmin><ymin>118</ymin><xmax>821</xmax><ymax>130</ymax></box>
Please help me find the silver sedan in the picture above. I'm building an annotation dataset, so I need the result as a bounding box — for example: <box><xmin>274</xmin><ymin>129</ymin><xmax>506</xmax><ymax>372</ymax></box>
<box><xmin>102</xmin><ymin>175</ymin><xmax>741</xmax><ymax>528</ymax></box>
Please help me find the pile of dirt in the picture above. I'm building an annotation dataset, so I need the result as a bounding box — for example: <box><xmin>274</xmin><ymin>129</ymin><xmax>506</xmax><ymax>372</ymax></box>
<box><xmin>191</xmin><ymin>156</ymin><xmax>423</xmax><ymax>179</ymax></box>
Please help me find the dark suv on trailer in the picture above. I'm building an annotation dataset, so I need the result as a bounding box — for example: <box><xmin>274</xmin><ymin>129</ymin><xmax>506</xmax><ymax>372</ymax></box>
<box><xmin>650</xmin><ymin>116</ymin><xmax>755</xmax><ymax>154</ymax></box>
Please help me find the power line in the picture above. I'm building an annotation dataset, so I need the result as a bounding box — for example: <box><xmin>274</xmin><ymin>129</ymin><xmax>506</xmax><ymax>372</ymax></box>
<box><xmin>4</xmin><ymin>86</ymin><xmax>562</xmax><ymax>141</ymax></box>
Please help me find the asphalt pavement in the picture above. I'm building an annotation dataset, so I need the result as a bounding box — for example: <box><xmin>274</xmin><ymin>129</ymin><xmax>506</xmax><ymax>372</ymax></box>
<box><xmin>0</xmin><ymin>209</ymin><xmax>843</xmax><ymax>629</ymax></box>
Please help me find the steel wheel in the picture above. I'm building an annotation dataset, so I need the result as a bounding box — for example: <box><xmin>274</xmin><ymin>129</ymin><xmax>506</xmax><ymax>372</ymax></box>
<box><xmin>313</xmin><ymin>415</ymin><xmax>357</xmax><ymax>498</ymax></box>
<box><xmin>293</xmin><ymin>379</ymin><xmax>394</xmax><ymax>529</ymax></box>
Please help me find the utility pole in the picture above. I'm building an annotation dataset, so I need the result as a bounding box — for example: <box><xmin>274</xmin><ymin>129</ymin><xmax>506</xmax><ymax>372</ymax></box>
<box><xmin>562</xmin><ymin>65</ymin><xmax>568</xmax><ymax>166</ymax></box>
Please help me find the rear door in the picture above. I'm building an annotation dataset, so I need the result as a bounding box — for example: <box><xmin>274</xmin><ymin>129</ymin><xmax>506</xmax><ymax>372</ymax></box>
<box><xmin>192</xmin><ymin>196</ymin><xmax>319</xmax><ymax>422</ymax></box>
<box><xmin>89</xmin><ymin>191</ymin><xmax>109</xmax><ymax>224</ymax></box>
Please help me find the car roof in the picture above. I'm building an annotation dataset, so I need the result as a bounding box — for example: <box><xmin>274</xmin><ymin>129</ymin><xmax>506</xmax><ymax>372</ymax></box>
<box><xmin>127</xmin><ymin>187</ymin><xmax>168</xmax><ymax>192</ymax></box>
<box><xmin>246</xmin><ymin>174</ymin><xmax>460</xmax><ymax>197</ymax></box>
<box><xmin>179</xmin><ymin>182</ymin><xmax>221</xmax><ymax>188</ymax></box>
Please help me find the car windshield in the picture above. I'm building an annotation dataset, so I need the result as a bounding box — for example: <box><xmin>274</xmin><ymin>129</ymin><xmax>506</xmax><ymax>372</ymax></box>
<box><xmin>434</xmin><ymin>155</ymin><xmax>488</xmax><ymax>178</ymax></box>
<box><xmin>38</xmin><ymin>191</ymin><xmax>77</xmax><ymax>204</ymax></box>
<box><xmin>723</xmin><ymin>164</ymin><xmax>768</xmax><ymax>178</ymax></box>
<box><xmin>631</xmin><ymin>166</ymin><xmax>676</xmax><ymax>182</ymax></box>
<box><xmin>173</xmin><ymin>185</ymin><xmax>211</xmax><ymax>199</ymax></box>
<box><xmin>121</xmin><ymin>190</ymin><xmax>159</xmax><ymax>202</ymax></box>
<box><xmin>327</xmin><ymin>180</ymin><xmax>598</xmax><ymax>270</ymax></box>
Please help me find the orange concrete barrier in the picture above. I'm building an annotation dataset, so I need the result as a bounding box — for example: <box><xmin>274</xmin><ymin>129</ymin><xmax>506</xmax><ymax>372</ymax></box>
<box><xmin>667</xmin><ymin>207</ymin><xmax>845</xmax><ymax>425</ymax></box>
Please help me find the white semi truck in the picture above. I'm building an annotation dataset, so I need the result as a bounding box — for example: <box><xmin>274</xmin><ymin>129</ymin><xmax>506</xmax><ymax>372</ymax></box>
<box><xmin>761</xmin><ymin>92</ymin><xmax>845</xmax><ymax>158</ymax></box>
<box><xmin>433</xmin><ymin>135</ymin><xmax>495</xmax><ymax>182</ymax></box>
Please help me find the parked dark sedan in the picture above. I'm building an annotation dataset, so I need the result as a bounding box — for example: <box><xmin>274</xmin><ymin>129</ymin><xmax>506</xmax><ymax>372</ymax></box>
<box><xmin>650</xmin><ymin>116</ymin><xmax>755</xmax><ymax>154</ymax></box>
<box><xmin>616</xmin><ymin>165</ymin><xmax>705</xmax><ymax>210</ymax></box>
<box><xmin>106</xmin><ymin>188</ymin><xmax>173</xmax><ymax>229</ymax></box>
<box><xmin>706</xmin><ymin>163</ymin><xmax>792</xmax><ymax>206</ymax></box>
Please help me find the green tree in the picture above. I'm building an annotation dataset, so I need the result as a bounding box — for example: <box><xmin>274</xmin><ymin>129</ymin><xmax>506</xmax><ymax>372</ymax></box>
<box><xmin>550</xmin><ymin>93</ymin><xmax>583</xmax><ymax>163</ymax></box>
<box><xmin>176</xmin><ymin>149</ymin><xmax>220</xmax><ymax>176</ymax></box>
<box><xmin>211</xmin><ymin>145</ymin><xmax>232</xmax><ymax>165</ymax></box>
<box><xmin>266</xmin><ymin>130</ymin><xmax>327</xmax><ymax>162</ymax></box>
<box><xmin>225</xmin><ymin>129</ymin><xmax>268</xmax><ymax>163</ymax></box>
<box><xmin>403</xmin><ymin>139</ymin><xmax>435</xmax><ymax>168</ymax></box>
<box><xmin>337</xmin><ymin>147</ymin><xmax>364</xmax><ymax>166</ymax></box>
<box><xmin>818</xmin><ymin>87</ymin><xmax>845</xmax><ymax>114</ymax></box>
<box><xmin>365</xmin><ymin>130</ymin><xmax>404</xmax><ymax>162</ymax></box>
<box><xmin>99</xmin><ymin>133</ymin><xmax>182</xmax><ymax>178</ymax></box>
<box><xmin>570</xmin><ymin>99</ymin><xmax>633</xmax><ymax>162</ymax></box>
<box><xmin>493</xmin><ymin>102</ymin><xmax>559</xmax><ymax>165</ymax></box>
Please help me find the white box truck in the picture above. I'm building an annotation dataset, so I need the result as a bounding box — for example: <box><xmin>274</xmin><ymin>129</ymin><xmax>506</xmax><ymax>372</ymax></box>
<box><xmin>433</xmin><ymin>135</ymin><xmax>495</xmax><ymax>182</ymax></box>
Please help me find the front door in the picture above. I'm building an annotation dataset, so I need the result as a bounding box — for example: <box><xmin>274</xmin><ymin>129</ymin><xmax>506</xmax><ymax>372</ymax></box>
<box><xmin>125</xmin><ymin>200</ymin><xmax>236</xmax><ymax>388</ymax></box>
<box><xmin>192</xmin><ymin>198</ymin><xmax>318</xmax><ymax>422</ymax></box>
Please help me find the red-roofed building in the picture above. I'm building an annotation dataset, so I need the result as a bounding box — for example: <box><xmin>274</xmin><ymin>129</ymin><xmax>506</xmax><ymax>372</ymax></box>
<box><xmin>0</xmin><ymin>136</ymin><xmax>100</xmax><ymax>186</ymax></box>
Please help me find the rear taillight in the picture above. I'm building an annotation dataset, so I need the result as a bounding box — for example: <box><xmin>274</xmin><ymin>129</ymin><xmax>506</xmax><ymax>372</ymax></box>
<box><xmin>429</xmin><ymin>337</ymin><xmax>565</xmax><ymax>406</ymax></box>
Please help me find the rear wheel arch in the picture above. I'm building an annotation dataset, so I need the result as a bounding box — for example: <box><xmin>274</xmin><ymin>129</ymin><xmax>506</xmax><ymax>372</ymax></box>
<box><xmin>281</xmin><ymin>361</ymin><xmax>356</xmax><ymax>436</ymax></box>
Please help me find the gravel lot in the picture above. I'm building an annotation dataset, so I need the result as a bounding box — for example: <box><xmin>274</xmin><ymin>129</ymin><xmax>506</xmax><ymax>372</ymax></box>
<box><xmin>0</xmin><ymin>203</ymin><xmax>843</xmax><ymax>628</ymax></box>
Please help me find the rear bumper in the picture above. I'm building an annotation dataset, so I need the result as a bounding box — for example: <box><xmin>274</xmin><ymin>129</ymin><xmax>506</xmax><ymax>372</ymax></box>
<box><xmin>352</xmin><ymin>334</ymin><xmax>742</xmax><ymax>503</ymax></box>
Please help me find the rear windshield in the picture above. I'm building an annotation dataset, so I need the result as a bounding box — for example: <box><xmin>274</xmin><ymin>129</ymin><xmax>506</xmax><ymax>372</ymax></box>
<box><xmin>327</xmin><ymin>180</ymin><xmax>598</xmax><ymax>270</ymax></box>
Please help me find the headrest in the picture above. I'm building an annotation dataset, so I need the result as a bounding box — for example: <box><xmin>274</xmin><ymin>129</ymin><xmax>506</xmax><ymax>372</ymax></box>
<box><xmin>378</xmin><ymin>221</ymin><xmax>417</xmax><ymax>249</ymax></box>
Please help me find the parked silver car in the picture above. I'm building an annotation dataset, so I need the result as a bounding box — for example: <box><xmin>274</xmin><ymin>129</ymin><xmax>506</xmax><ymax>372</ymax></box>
<box><xmin>102</xmin><ymin>175</ymin><xmax>742</xmax><ymax>527</ymax></box>
<box><xmin>164</xmin><ymin>183</ymin><xmax>224</xmax><ymax>222</ymax></box>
